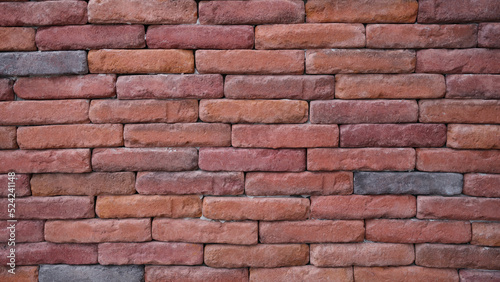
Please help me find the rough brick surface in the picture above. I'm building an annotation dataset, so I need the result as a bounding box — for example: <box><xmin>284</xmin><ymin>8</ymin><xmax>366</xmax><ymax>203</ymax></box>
<box><xmin>0</xmin><ymin>27</ymin><xmax>36</xmax><ymax>51</ymax></box>
<box><xmin>0</xmin><ymin>220</ymin><xmax>43</xmax><ymax>243</ymax></box>
<box><xmin>420</xmin><ymin>99</ymin><xmax>500</xmax><ymax>123</ymax></box>
<box><xmin>0</xmin><ymin>1</ymin><xmax>87</xmax><ymax>26</ymax></box>
<box><xmin>417</xmin><ymin>49</ymin><xmax>500</xmax><ymax>73</ymax></box>
<box><xmin>418</xmin><ymin>0</ymin><xmax>500</xmax><ymax>23</ymax></box>
<box><xmin>145</xmin><ymin>266</ymin><xmax>248</xmax><ymax>282</ymax></box>
<box><xmin>417</xmin><ymin>196</ymin><xmax>500</xmax><ymax>221</ymax></box>
<box><xmin>447</xmin><ymin>124</ymin><xmax>500</xmax><ymax>149</ymax></box>
<box><xmin>0</xmin><ymin>174</ymin><xmax>30</xmax><ymax>197</ymax></box>
<box><xmin>0</xmin><ymin>196</ymin><xmax>94</xmax><ymax>219</ymax></box>
<box><xmin>0</xmin><ymin>79</ymin><xmax>14</xmax><ymax>101</ymax></box>
<box><xmin>0</xmin><ymin>149</ymin><xmax>91</xmax><ymax>173</ymax></box>
<box><xmin>416</xmin><ymin>244</ymin><xmax>500</xmax><ymax>270</ymax></box>
<box><xmin>472</xmin><ymin>222</ymin><xmax>500</xmax><ymax>246</ymax></box>
<box><xmin>250</xmin><ymin>266</ymin><xmax>353</xmax><ymax>282</ymax></box>
<box><xmin>0</xmin><ymin>266</ymin><xmax>38</xmax><ymax>282</ymax></box>
<box><xmin>460</xmin><ymin>270</ymin><xmax>500</xmax><ymax>282</ymax></box>
<box><xmin>0</xmin><ymin>242</ymin><xmax>97</xmax><ymax>265</ymax></box>
<box><xmin>0</xmin><ymin>126</ymin><xmax>16</xmax><ymax>149</ymax></box>
<box><xmin>417</xmin><ymin>148</ymin><xmax>500</xmax><ymax>173</ymax></box>
<box><xmin>446</xmin><ymin>75</ymin><xmax>500</xmax><ymax>99</ymax></box>
<box><xmin>0</xmin><ymin>51</ymin><xmax>88</xmax><ymax>76</ymax></box>
<box><xmin>39</xmin><ymin>265</ymin><xmax>144</xmax><ymax>282</ymax></box>
<box><xmin>463</xmin><ymin>174</ymin><xmax>500</xmax><ymax>198</ymax></box>
<box><xmin>354</xmin><ymin>266</ymin><xmax>459</xmax><ymax>282</ymax></box>
<box><xmin>479</xmin><ymin>23</ymin><xmax>500</xmax><ymax>48</ymax></box>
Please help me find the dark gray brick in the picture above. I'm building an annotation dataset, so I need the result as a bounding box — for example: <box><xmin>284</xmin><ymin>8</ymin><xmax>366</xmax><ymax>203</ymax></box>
<box><xmin>0</xmin><ymin>51</ymin><xmax>88</xmax><ymax>76</ymax></box>
<box><xmin>39</xmin><ymin>265</ymin><xmax>144</xmax><ymax>282</ymax></box>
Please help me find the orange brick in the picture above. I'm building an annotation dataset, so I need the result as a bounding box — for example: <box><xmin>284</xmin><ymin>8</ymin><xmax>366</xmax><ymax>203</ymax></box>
<box><xmin>417</xmin><ymin>148</ymin><xmax>500</xmax><ymax>173</ymax></box>
<box><xmin>0</xmin><ymin>27</ymin><xmax>35</xmax><ymax>51</ymax></box>
<box><xmin>0</xmin><ymin>266</ymin><xmax>38</xmax><ymax>282</ymax></box>
<box><xmin>447</xmin><ymin>124</ymin><xmax>500</xmax><ymax>149</ymax></box>
<box><xmin>420</xmin><ymin>99</ymin><xmax>500</xmax><ymax>123</ymax></box>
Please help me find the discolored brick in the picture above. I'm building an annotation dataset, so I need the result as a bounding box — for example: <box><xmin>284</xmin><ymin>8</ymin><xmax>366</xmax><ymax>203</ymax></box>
<box><xmin>420</xmin><ymin>99</ymin><xmax>500</xmax><ymax>124</ymax></box>
<box><xmin>0</xmin><ymin>266</ymin><xmax>38</xmax><ymax>282</ymax></box>
<box><xmin>416</xmin><ymin>244</ymin><xmax>500</xmax><ymax>270</ymax></box>
<box><xmin>0</xmin><ymin>174</ymin><xmax>30</xmax><ymax>197</ymax></box>
<box><xmin>0</xmin><ymin>27</ymin><xmax>36</xmax><ymax>51</ymax></box>
<box><xmin>0</xmin><ymin>220</ymin><xmax>43</xmax><ymax>243</ymax></box>
<box><xmin>460</xmin><ymin>269</ymin><xmax>500</xmax><ymax>281</ymax></box>
<box><xmin>0</xmin><ymin>79</ymin><xmax>14</xmax><ymax>101</ymax></box>
<box><xmin>0</xmin><ymin>51</ymin><xmax>88</xmax><ymax>76</ymax></box>
<box><xmin>146</xmin><ymin>266</ymin><xmax>248</xmax><ymax>282</ymax></box>
<box><xmin>354</xmin><ymin>266</ymin><xmax>459</xmax><ymax>282</ymax></box>
<box><xmin>447</xmin><ymin>124</ymin><xmax>500</xmax><ymax>149</ymax></box>
<box><xmin>251</xmin><ymin>266</ymin><xmax>353</xmax><ymax>282</ymax></box>
<box><xmin>39</xmin><ymin>265</ymin><xmax>144</xmax><ymax>282</ymax></box>
<box><xmin>479</xmin><ymin>23</ymin><xmax>500</xmax><ymax>48</ymax></box>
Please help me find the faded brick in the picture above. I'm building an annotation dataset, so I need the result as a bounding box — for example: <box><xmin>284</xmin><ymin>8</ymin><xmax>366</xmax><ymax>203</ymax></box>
<box><xmin>39</xmin><ymin>265</ymin><xmax>144</xmax><ymax>282</ymax></box>
<box><xmin>460</xmin><ymin>270</ymin><xmax>500</xmax><ymax>282</ymax></box>
<box><xmin>0</xmin><ymin>51</ymin><xmax>88</xmax><ymax>76</ymax></box>
<box><xmin>416</xmin><ymin>244</ymin><xmax>500</xmax><ymax>270</ymax></box>
<box><xmin>479</xmin><ymin>23</ymin><xmax>500</xmax><ymax>48</ymax></box>
<box><xmin>251</xmin><ymin>266</ymin><xmax>353</xmax><ymax>282</ymax></box>
<box><xmin>0</xmin><ymin>242</ymin><xmax>97</xmax><ymax>265</ymax></box>
<box><xmin>354</xmin><ymin>266</ymin><xmax>459</xmax><ymax>282</ymax></box>
<box><xmin>0</xmin><ymin>126</ymin><xmax>16</xmax><ymax>149</ymax></box>
<box><xmin>419</xmin><ymin>99</ymin><xmax>500</xmax><ymax>124</ymax></box>
<box><xmin>0</xmin><ymin>220</ymin><xmax>43</xmax><ymax>243</ymax></box>
<box><xmin>146</xmin><ymin>266</ymin><xmax>248</xmax><ymax>282</ymax></box>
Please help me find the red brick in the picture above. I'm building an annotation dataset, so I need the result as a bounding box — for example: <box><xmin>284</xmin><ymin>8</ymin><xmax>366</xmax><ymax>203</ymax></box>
<box><xmin>418</xmin><ymin>0</ymin><xmax>500</xmax><ymax>23</ymax></box>
<box><xmin>0</xmin><ymin>1</ymin><xmax>87</xmax><ymax>26</ymax></box>
<box><xmin>146</xmin><ymin>266</ymin><xmax>248</xmax><ymax>282</ymax></box>
<box><xmin>311</xmin><ymin>195</ymin><xmax>416</xmax><ymax>219</ymax></box>
<box><xmin>117</xmin><ymin>74</ymin><xmax>223</xmax><ymax>99</ymax></box>
<box><xmin>417</xmin><ymin>196</ymin><xmax>500</xmax><ymax>221</ymax></box>
<box><xmin>447</xmin><ymin>124</ymin><xmax>500</xmax><ymax>149</ymax></box>
<box><xmin>0</xmin><ymin>149</ymin><xmax>91</xmax><ymax>173</ymax></box>
<box><xmin>464</xmin><ymin>173</ymin><xmax>500</xmax><ymax>198</ymax></box>
<box><xmin>205</xmin><ymin>244</ymin><xmax>309</xmax><ymax>268</ymax></box>
<box><xmin>246</xmin><ymin>172</ymin><xmax>353</xmax><ymax>196</ymax></box>
<box><xmin>88</xmin><ymin>0</ymin><xmax>197</xmax><ymax>24</ymax></box>
<box><xmin>472</xmin><ymin>222</ymin><xmax>500</xmax><ymax>247</ymax></box>
<box><xmin>367</xmin><ymin>24</ymin><xmax>477</xmax><ymax>48</ymax></box>
<box><xmin>354</xmin><ymin>266</ymin><xmax>459</xmax><ymax>282</ymax></box>
<box><xmin>256</xmin><ymin>23</ymin><xmax>365</xmax><ymax>49</ymax></box>
<box><xmin>0</xmin><ymin>220</ymin><xmax>43</xmax><ymax>243</ymax></box>
<box><xmin>147</xmin><ymin>25</ymin><xmax>253</xmax><ymax>49</ymax></box>
<box><xmin>199</xmin><ymin>148</ymin><xmax>305</xmax><ymax>172</ymax></box>
<box><xmin>197</xmin><ymin>50</ymin><xmax>304</xmax><ymax>75</ymax></box>
<box><xmin>0</xmin><ymin>242</ymin><xmax>97</xmax><ymax>265</ymax></box>
<box><xmin>0</xmin><ymin>100</ymin><xmax>89</xmax><ymax>126</ymax></box>
<box><xmin>446</xmin><ymin>75</ymin><xmax>500</xmax><ymax>99</ymax></box>
<box><xmin>260</xmin><ymin>220</ymin><xmax>364</xmax><ymax>243</ymax></box>
<box><xmin>99</xmin><ymin>242</ymin><xmax>203</xmax><ymax>265</ymax></box>
<box><xmin>45</xmin><ymin>219</ymin><xmax>151</xmax><ymax>243</ymax></box>
<box><xmin>308</xmin><ymin>148</ymin><xmax>416</xmax><ymax>171</ymax></box>
<box><xmin>420</xmin><ymin>99</ymin><xmax>500</xmax><ymax>123</ymax></box>
<box><xmin>199</xmin><ymin>0</ymin><xmax>304</xmax><ymax>25</ymax></box>
<box><xmin>307</xmin><ymin>49</ymin><xmax>415</xmax><ymax>74</ymax></box>
<box><xmin>340</xmin><ymin>124</ymin><xmax>446</xmax><ymax>148</ymax></box>
<box><xmin>200</xmin><ymin>99</ymin><xmax>307</xmax><ymax>123</ymax></box>
<box><xmin>311</xmin><ymin>243</ymin><xmax>414</xmax><ymax>267</ymax></box>
<box><xmin>96</xmin><ymin>195</ymin><xmax>201</xmax><ymax>218</ymax></box>
<box><xmin>89</xmin><ymin>100</ymin><xmax>197</xmax><ymax>123</ymax></box>
<box><xmin>0</xmin><ymin>27</ymin><xmax>35</xmax><ymax>51</ymax></box>
<box><xmin>416</xmin><ymin>148</ymin><xmax>500</xmax><ymax>173</ymax></box>
<box><xmin>92</xmin><ymin>148</ymin><xmax>197</xmax><ymax>172</ymax></box>
<box><xmin>225</xmin><ymin>75</ymin><xmax>334</xmax><ymax>100</ymax></box>
<box><xmin>336</xmin><ymin>74</ymin><xmax>445</xmax><ymax>99</ymax></box>
<box><xmin>0</xmin><ymin>173</ymin><xmax>30</xmax><ymax>197</ymax></box>
<box><xmin>0</xmin><ymin>126</ymin><xmax>16</xmax><ymax>149</ymax></box>
<box><xmin>0</xmin><ymin>196</ymin><xmax>94</xmax><ymax>219</ymax></box>
<box><xmin>251</xmin><ymin>266</ymin><xmax>353</xmax><ymax>282</ymax></box>
<box><xmin>14</xmin><ymin>75</ymin><xmax>116</xmax><ymax>100</ymax></box>
<box><xmin>417</xmin><ymin>49</ymin><xmax>500</xmax><ymax>73</ymax></box>
<box><xmin>460</xmin><ymin>269</ymin><xmax>500</xmax><ymax>281</ymax></box>
<box><xmin>416</xmin><ymin>244</ymin><xmax>500</xmax><ymax>270</ymax></box>
<box><xmin>153</xmin><ymin>218</ymin><xmax>257</xmax><ymax>245</ymax></box>
<box><xmin>136</xmin><ymin>171</ymin><xmax>244</xmax><ymax>195</ymax></box>
<box><xmin>479</xmin><ymin>23</ymin><xmax>500</xmax><ymax>48</ymax></box>
<box><xmin>0</xmin><ymin>266</ymin><xmax>38</xmax><ymax>282</ymax></box>
<box><xmin>366</xmin><ymin>219</ymin><xmax>471</xmax><ymax>244</ymax></box>
<box><xmin>203</xmin><ymin>197</ymin><xmax>309</xmax><ymax>221</ymax></box>
<box><xmin>0</xmin><ymin>79</ymin><xmax>14</xmax><ymax>101</ymax></box>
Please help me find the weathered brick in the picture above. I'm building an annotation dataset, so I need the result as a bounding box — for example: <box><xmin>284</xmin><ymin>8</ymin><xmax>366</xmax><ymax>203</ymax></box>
<box><xmin>203</xmin><ymin>197</ymin><xmax>309</xmax><ymax>221</ymax></box>
<box><xmin>354</xmin><ymin>172</ymin><xmax>462</xmax><ymax>195</ymax></box>
<box><xmin>96</xmin><ymin>195</ymin><xmax>201</xmax><ymax>218</ymax></box>
<box><xmin>45</xmin><ymin>219</ymin><xmax>151</xmax><ymax>243</ymax></box>
<box><xmin>0</xmin><ymin>220</ymin><xmax>43</xmax><ymax>243</ymax></box>
<box><xmin>251</xmin><ymin>266</ymin><xmax>353</xmax><ymax>282</ymax></box>
<box><xmin>446</xmin><ymin>75</ymin><xmax>500</xmax><ymax>99</ymax></box>
<box><xmin>447</xmin><ymin>124</ymin><xmax>500</xmax><ymax>149</ymax></box>
<box><xmin>245</xmin><ymin>172</ymin><xmax>353</xmax><ymax>196</ymax></box>
<box><xmin>88</xmin><ymin>0</ymin><xmax>197</xmax><ymax>24</ymax></box>
<box><xmin>0</xmin><ymin>79</ymin><xmax>14</xmax><ymax>101</ymax></box>
<box><xmin>225</xmin><ymin>75</ymin><xmax>334</xmax><ymax>100</ymax></box>
<box><xmin>99</xmin><ymin>242</ymin><xmax>203</xmax><ymax>265</ymax></box>
<box><xmin>205</xmin><ymin>244</ymin><xmax>309</xmax><ymax>268</ymax></box>
<box><xmin>0</xmin><ymin>27</ymin><xmax>35</xmax><ymax>51</ymax></box>
<box><xmin>0</xmin><ymin>266</ymin><xmax>38</xmax><ymax>282</ymax></box>
<box><xmin>416</xmin><ymin>244</ymin><xmax>500</xmax><ymax>270</ymax></box>
<box><xmin>199</xmin><ymin>0</ymin><xmax>304</xmax><ymax>25</ymax></box>
<box><xmin>417</xmin><ymin>196</ymin><xmax>500</xmax><ymax>221</ymax></box>
<box><xmin>366</xmin><ymin>219</ymin><xmax>471</xmax><ymax>244</ymax></box>
<box><xmin>0</xmin><ymin>242</ymin><xmax>97</xmax><ymax>265</ymax></box>
<box><xmin>420</xmin><ymin>100</ymin><xmax>500</xmax><ymax>123</ymax></box>
<box><xmin>39</xmin><ymin>265</ymin><xmax>144</xmax><ymax>282</ymax></box>
<box><xmin>146</xmin><ymin>266</ymin><xmax>248</xmax><ymax>282</ymax></box>
<box><xmin>0</xmin><ymin>149</ymin><xmax>91</xmax><ymax>173</ymax></box>
<box><xmin>311</xmin><ymin>243</ymin><xmax>414</xmax><ymax>267</ymax></box>
<box><xmin>197</xmin><ymin>50</ymin><xmax>304</xmax><ymax>74</ymax></box>
<box><xmin>200</xmin><ymin>99</ymin><xmax>307</xmax><ymax>124</ymax></box>
<box><xmin>460</xmin><ymin>269</ymin><xmax>500</xmax><ymax>281</ymax></box>
<box><xmin>147</xmin><ymin>25</ymin><xmax>253</xmax><ymax>49</ymax></box>
<box><xmin>336</xmin><ymin>74</ymin><xmax>445</xmax><ymax>99</ymax></box>
<box><xmin>0</xmin><ymin>126</ymin><xmax>16</xmax><ymax>149</ymax></box>
<box><xmin>311</xmin><ymin>195</ymin><xmax>416</xmax><ymax>219</ymax></box>
<box><xmin>117</xmin><ymin>74</ymin><xmax>223</xmax><ymax>99</ymax></box>
<box><xmin>307</xmin><ymin>49</ymin><xmax>415</xmax><ymax>74</ymax></box>
<box><xmin>136</xmin><ymin>171</ymin><xmax>244</xmax><ymax>195</ymax></box>
<box><xmin>260</xmin><ymin>220</ymin><xmax>364</xmax><ymax>243</ymax></box>
<box><xmin>36</xmin><ymin>25</ymin><xmax>145</xmax><ymax>50</ymax></box>
<box><xmin>0</xmin><ymin>1</ymin><xmax>87</xmax><ymax>26</ymax></box>
<box><xmin>0</xmin><ymin>51</ymin><xmax>88</xmax><ymax>76</ymax></box>
<box><xmin>418</xmin><ymin>0</ymin><xmax>500</xmax><ymax>23</ymax></box>
<box><xmin>417</xmin><ymin>148</ymin><xmax>500</xmax><ymax>173</ymax></box>
<box><xmin>479</xmin><ymin>23</ymin><xmax>500</xmax><ymax>48</ymax></box>
<box><xmin>354</xmin><ymin>266</ymin><xmax>459</xmax><ymax>282</ymax></box>
<box><xmin>256</xmin><ymin>23</ymin><xmax>365</xmax><ymax>49</ymax></box>
<box><xmin>308</xmin><ymin>148</ymin><xmax>416</xmax><ymax>171</ymax></box>
<box><xmin>199</xmin><ymin>148</ymin><xmax>305</xmax><ymax>172</ymax></box>
<box><xmin>0</xmin><ymin>174</ymin><xmax>30</xmax><ymax>197</ymax></box>
<box><xmin>14</xmin><ymin>75</ymin><xmax>116</xmax><ymax>100</ymax></box>
<box><xmin>31</xmin><ymin>172</ymin><xmax>135</xmax><ymax>196</ymax></box>
<box><xmin>90</xmin><ymin>100</ymin><xmax>197</xmax><ymax>124</ymax></box>
<box><xmin>153</xmin><ymin>218</ymin><xmax>257</xmax><ymax>245</ymax></box>
<box><xmin>417</xmin><ymin>49</ymin><xmax>500</xmax><ymax>73</ymax></box>
<box><xmin>367</xmin><ymin>24</ymin><xmax>477</xmax><ymax>48</ymax></box>
<box><xmin>0</xmin><ymin>196</ymin><xmax>94</xmax><ymax>220</ymax></box>
<box><xmin>464</xmin><ymin>173</ymin><xmax>500</xmax><ymax>198</ymax></box>
<box><xmin>472</xmin><ymin>222</ymin><xmax>500</xmax><ymax>247</ymax></box>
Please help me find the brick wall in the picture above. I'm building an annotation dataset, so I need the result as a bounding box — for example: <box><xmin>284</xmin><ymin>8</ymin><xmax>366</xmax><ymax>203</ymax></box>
<box><xmin>1</xmin><ymin>0</ymin><xmax>499</xmax><ymax>281</ymax></box>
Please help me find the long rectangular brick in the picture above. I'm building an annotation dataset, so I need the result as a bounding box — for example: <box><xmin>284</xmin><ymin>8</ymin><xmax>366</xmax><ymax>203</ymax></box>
<box><xmin>251</xmin><ymin>266</ymin><xmax>353</xmax><ymax>282</ymax></box>
<box><xmin>0</xmin><ymin>174</ymin><xmax>30</xmax><ymax>197</ymax></box>
<box><xmin>0</xmin><ymin>79</ymin><xmax>14</xmax><ymax>101</ymax></box>
<box><xmin>0</xmin><ymin>51</ymin><xmax>88</xmax><ymax>76</ymax></box>
<box><xmin>0</xmin><ymin>149</ymin><xmax>91</xmax><ymax>173</ymax></box>
<box><xmin>416</xmin><ymin>244</ymin><xmax>500</xmax><ymax>270</ymax></box>
<box><xmin>0</xmin><ymin>242</ymin><xmax>97</xmax><ymax>265</ymax></box>
<box><xmin>0</xmin><ymin>220</ymin><xmax>43</xmax><ymax>243</ymax></box>
<box><xmin>419</xmin><ymin>100</ymin><xmax>500</xmax><ymax>123</ymax></box>
<box><xmin>418</xmin><ymin>0</ymin><xmax>500</xmax><ymax>23</ymax></box>
<box><xmin>472</xmin><ymin>222</ymin><xmax>500</xmax><ymax>246</ymax></box>
<box><xmin>354</xmin><ymin>266</ymin><xmax>459</xmax><ymax>282</ymax></box>
<box><xmin>0</xmin><ymin>27</ymin><xmax>36</xmax><ymax>51</ymax></box>
<box><xmin>417</xmin><ymin>196</ymin><xmax>500</xmax><ymax>221</ymax></box>
<box><xmin>0</xmin><ymin>196</ymin><xmax>94</xmax><ymax>219</ymax></box>
<box><xmin>446</xmin><ymin>75</ymin><xmax>500</xmax><ymax>99</ymax></box>
<box><xmin>153</xmin><ymin>218</ymin><xmax>257</xmax><ymax>245</ymax></box>
<box><xmin>447</xmin><ymin>124</ymin><xmax>500</xmax><ymax>149</ymax></box>
<box><xmin>460</xmin><ymin>270</ymin><xmax>500</xmax><ymax>282</ymax></box>
<box><xmin>417</xmin><ymin>49</ymin><xmax>500</xmax><ymax>73</ymax></box>
<box><xmin>39</xmin><ymin>265</ymin><xmax>144</xmax><ymax>282</ymax></box>
<box><xmin>0</xmin><ymin>266</ymin><xmax>38</xmax><ymax>282</ymax></box>
<box><xmin>464</xmin><ymin>173</ymin><xmax>500</xmax><ymax>197</ymax></box>
<box><xmin>0</xmin><ymin>126</ymin><xmax>16</xmax><ymax>149</ymax></box>
<box><xmin>479</xmin><ymin>23</ymin><xmax>500</xmax><ymax>48</ymax></box>
<box><xmin>417</xmin><ymin>148</ymin><xmax>500</xmax><ymax>173</ymax></box>
<box><xmin>0</xmin><ymin>1</ymin><xmax>87</xmax><ymax>26</ymax></box>
<box><xmin>146</xmin><ymin>266</ymin><xmax>248</xmax><ymax>282</ymax></box>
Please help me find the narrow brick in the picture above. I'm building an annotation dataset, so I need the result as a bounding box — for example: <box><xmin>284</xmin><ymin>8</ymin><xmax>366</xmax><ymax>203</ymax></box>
<box><xmin>418</xmin><ymin>0</ymin><xmax>500</xmax><ymax>23</ymax></box>
<box><xmin>0</xmin><ymin>51</ymin><xmax>88</xmax><ymax>76</ymax></box>
<box><xmin>446</xmin><ymin>75</ymin><xmax>500</xmax><ymax>99</ymax></box>
<box><xmin>417</xmin><ymin>49</ymin><xmax>500</xmax><ymax>73</ymax></box>
<box><xmin>0</xmin><ymin>196</ymin><xmax>94</xmax><ymax>219</ymax></box>
<box><xmin>225</xmin><ymin>75</ymin><xmax>334</xmax><ymax>100</ymax></box>
<box><xmin>472</xmin><ymin>222</ymin><xmax>500</xmax><ymax>247</ymax></box>
<box><xmin>205</xmin><ymin>244</ymin><xmax>309</xmax><ymax>268</ymax></box>
<box><xmin>36</xmin><ymin>25</ymin><xmax>145</xmax><ymax>50</ymax></box>
<box><xmin>92</xmin><ymin>148</ymin><xmax>198</xmax><ymax>172</ymax></box>
<box><xmin>311</xmin><ymin>195</ymin><xmax>416</xmax><ymax>219</ymax></box>
<box><xmin>251</xmin><ymin>266</ymin><xmax>353</xmax><ymax>282</ymax></box>
<box><xmin>417</xmin><ymin>196</ymin><xmax>500</xmax><ymax>221</ymax></box>
<box><xmin>153</xmin><ymin>218</ymin><xmax>257</xmax><ymax>245</ymax></box>
<box><xmin>0</xmin><ymin>27</ymin><xmax>35</xmax><ymax>51</ymax></box>
<box><xmin>245</xmin><ymin>172</ymin><xmax>353</xmax><ymax>196</ymax></box>
<box><xmin>199</xmin><ymin>0</ymin><xmax>304</xmax><ymax>25</ymax></box>
<box><xmin>96</xmin><ymin>195</ymin><xmax>201</xmax><ymax>218</ymax></box>
<box><xmin>0</xmin><ymin>220</ymin><xmax>43</xmax><ymax>243</ymax></box>
<box><xmin>479</xmin><ymin>23</ymin><xmax>500</xmax><ymax>48</ymax></box>
<box><xmin>0</xmin><ymin>242</ymin><xmax>97</xmax><ymax>265</ymax></box>
<box><xmin>0</xmin><ymin>1</ymin><xmax>87</xmax><ymax>26</ymax></box>
<box><xmin>0</xmin><ymin>126</ymin><xmax>16</xmax><ymax>149</ymax></box>
<box><xmin>99</xmin><ymin>242</ymin><xmax>203</xmax><ymax>265</ymax></box>
<box><xmin>203</xmin><ymin>197</ymin><xmax>309</xmax><ymax>221</ymax></box>
<box><xmin>0</xmin><ymin>149</ymin><xmax>91</xmax><ymax>173</ymax></box>
<box><xmin>0</xmin><ymin>174</ymin><xmax>30</xmax><ymax>197</ymax></box>
<box><xmin>136</xmin><ymin>171</ymin><xmax>244</xmax><ymax>195</ymax></box>
<box><xmin>197</xmin><ymin>50</ymin><xmax>304</xmax><ymax>75</ymax></box>
<box><xmin>39</xmin><ymin>265</ymin><xmax>144</xmax><ymax>282</ymax></box>
<box><xmin>460</xmin><ymin>270</ymin><xmax>500</xmax><ymax>282</ymax></box>
<box><xmin>416</xmin><ymin>244</ymin><xmax>500</xmax><ymax>270</ymax></box>
<box><xmin>354</xmin><ymin>266</ymin><xmax>459</xmax><ymax>282</ymax></box>
<box><xmin>88</xmin><ymin>0</ymin><xmax>197</xmax><ymax>24</ymax></box>
<box><xmin>464</xmin><ymin>173</ymin><xmax>500</xmax><ymax>198</ymax></box>
<box><xmin>199</xmin><ymin>148</ymin><xmax>305</xmax><ymax>172</ymax></box>
<box><xmin>311</xmin><ymin>243</ymin><xmax>414</xmax><ymax>267</ymax></box>
<box><xmin>354</xmin><ymin>172</ymin><xmax>462</xmax><ymax>195</ymax></box>
<box><xmin>447</xmin><ymin>124</ymin><xmax>500</xmax><ymax>149</ymax></box>
<box><xmin>146</xmin><ymin>266</ymin><xmax>248</xmax><ymax>282</ymax></box>
<box><xmin>200</xmin><ymin>99</ymin><xmax>308</xmax><ymax>123</ymax></box>
<box><xmin>0</xmin><ymin>266</ymin><xmax>38</xmax><ymax>282</ymax></box>
<box><xmin>0</xmin><ymin>79</ymin><xmax>14</xmax><ymax>101</ymax></box>
<box><xmin>366</xmin><ymin>219</ymin><xmax>471</xmax><ymax>244</ymax></box>
<box><xmin>420</xmin><ymin>99</ymin><xmax>500</xmax><ymax>123</ymax></box>
<box><xmin>417</xmin><ymin>148</ymin><xmax>500</xmax><ymax>173</ymax></box>
<box><xmin>15</xmin><ymin>75</ymin><xmax>116</xmax><ymax>100</ymax></box>
<box><xmin>307</xmin><ymin>49</ymin><xmax>415</xmax><ymax>74</ymax></box>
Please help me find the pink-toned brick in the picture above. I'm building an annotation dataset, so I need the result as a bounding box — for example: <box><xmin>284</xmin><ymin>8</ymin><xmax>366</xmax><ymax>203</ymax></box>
<box><xmin>251</xmin><ymin>266</ymin><xmax>353</xmax><ymax>282</ymax></box>
<box><xmin>418</xmin><ymin>196</ymin><xmax>500</xmax><ymax>221</ymax></box>
<box><xmin>0</xmin><ymin>27</ymin><xmax>35</xmax><ymax>51</ymax></box>
<box><xmin>472</xmin><ymin>222</ymin><xmax>500</xmax><ymax>247</ymax></box>
<box><xmin>0</xmin><ymin>220</ymin><xmax>43</xmax><ymax>243</ymax></box>
<box><xmin>479</xmin><ymin>23</ymin><xmax>500</xmax><ymax>48</ymax></box>
<box><xmin>0</xmin><ymin>174</ymin><xmax>30</xmax><ymax>197</ymax></box>
<box><xmin>355</xmin><ymin>266</ymin><xmax>459</xmax><ymax>282</ymax></box>
<box><xmin>0</xmin><ymin>149</ymin><xmax>91</xmax><ymax>173</ymax></box>
<box><xmin>0</xmin><ymin>79</ymin><xmax>14</xmax><ymax>101</ymax></box>
<box><xmin>0</xmin><ymin>126</ymin><xmax>16</xmax><ymax>149</ymax></box>
<box><xmin>0</xmin><ymin>196</ymin><xmax>94</xmax><ymax>220</ymax></box>
<box><xmin>420</xmin><ymin>99</ymin><xmax>500</xmax><ymax>123</ymax></box>
<box><xmin>0</xmin><ymin>242</ymin><xmax>97</xmax><ymax>265</ymax></box>
<box><xmin>464</xmin><ymin>173</ymin><xmax>500</xmax><ymax>198</ymax></box>
<box><xmin>460</xmin><ymin>269</ymin><xmax>500</xmax><ymax>282</ymax></box>
<box><xmin>417</xmin><ymin>148</ymin><xmax>500</xmax><ymax>173</ymax></box>
<box><xmin>417</xmin><ymin>49</ymin><xmax>500</xmax><ymax>73</ymax></box>
<box><xmin>0</xmin><ymin>1</ymin><xmax>87</xmax><ymax>26</ymax></box>
<box><xmin>416</xmin><ymin>244</ymin><xmax>500</xmax><ymax>270</ymax></box>
<box><xmin>446</xmin><ymin>75</ymin><xmax>500</xmax><ymax>99</ymax></box>
<box><xmin>418</xmin><ymin>0</ymin><xmax>500</xmax><ymax>23</ymax></box>
<box><xmin>146</xmin><ymin>266</ymin><xmax>248</xmax><ymax>282</ymax></box>
<box><xmin>447</xmin><ymin>124</ymin><xmax>500</xmax><ymax>149</ymax></box>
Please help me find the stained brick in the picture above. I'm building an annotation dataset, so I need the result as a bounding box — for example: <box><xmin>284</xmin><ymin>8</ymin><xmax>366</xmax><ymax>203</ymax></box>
<box><xmin>0</xmin><ymin>1</ymin><xmax>87</xmax><ymax>26</ymax></box>
<box><xmin>0</xmin><ymin>27</ymin><xmax>36</xmax><ymax>51</ymax></box>
<box><xmin>479</xmin><ymin>23</ymin><xmax>500</xmax><ymax>48</ymax></box>
<box><xmin>0</xmin><ymin>51</ymin><xmax>88</xmax><ymax>76</ymax></box>
<box><xmin>416</xmin><ymin>244</ymin><xmax>500</xmax><ymax>270</ymax></box>
<box><xmin>417</xmin><ymin>49</ymin><xmax>500</xmax><ymax>73</ymax></box>
<box><xmin>417</xmin><ymin>196</ymin><xmax>500</xmax><ymax>221</ymax></box>
<box><xmin>39</xmin><ymin>265</ymin><xmax>144</xmax><ymax>282</ymax></box>
<box><xmin>417</xmin><ymin>148</ymin><xmax>500</xmax><ymax>173</ymax></box>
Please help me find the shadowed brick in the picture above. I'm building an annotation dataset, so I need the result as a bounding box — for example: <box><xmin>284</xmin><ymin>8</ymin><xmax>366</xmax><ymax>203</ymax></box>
<box><xmin>39</xmin><ymin>265</ymin><xmax>144</xmax><ymax>282</ymax></box>
<box><xmin>418</xmin><ymin>196</ymin><xmax>500</xmax><ymax>220</ymax></box>
<box><xmin>446</xmin><ymin>75</ymin><xmax>500</xmax><ymax>99</ymax></box>
<box><xmin>416</xmin><ymin>244</ymin><xmax>500</xmax><ymax>270</ymax></box>
<box><xmin>0</xmin><ymin>149</ymin><xmax>91</xmax><ymax>173</ymax></box>
<box><xmin>146</xmin><ymin>266</ymin><xmax>248</xmax><ymax>282</ymax></box>
<box><xmin>0</xmin><ymin>1</ymin><xmax>87</xmax><ymax>26</ymax></box>
<box><xmin>417</xmin><ymin>49</ymin><xmax>500</xmax><ymax>73</ymax></box>
<box><xmin>418</xmin><ymin>0</ymin><xmax>500</xmax><ymax>23</ymax></box>
<box><xmin>354</xmin><ymin>266</ymin><xmax>459</xmax><ymax>282</ymax></box>
<box><xmin>0</xmin><ymin>27</ymin><xmax>36</xmax><ymax>51</ymax></box>
<box><xmin>0</xmin><ymin>51</ymin><xmax>88</xmax><ymax>76</ymax></box>
<box><xmin>251</xmin><ymin>266</ymin><xmax>353</xmax><ymax>282</ymax></box>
